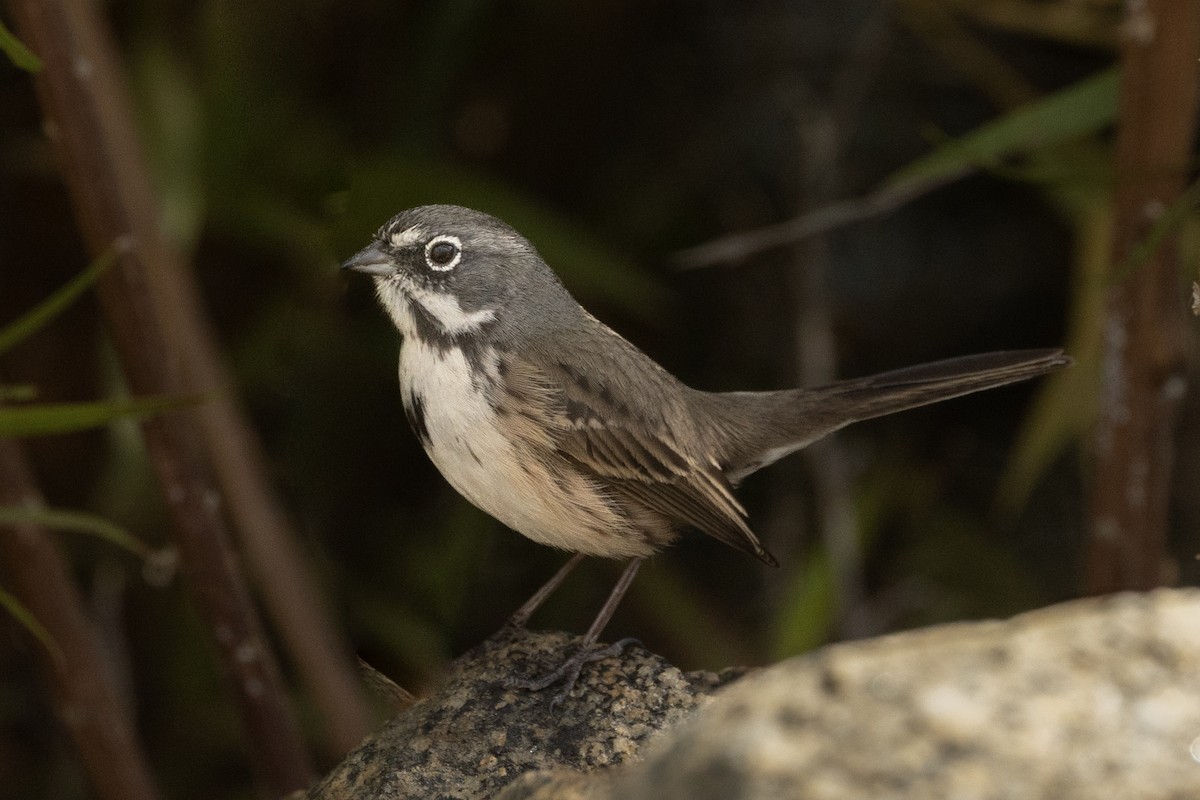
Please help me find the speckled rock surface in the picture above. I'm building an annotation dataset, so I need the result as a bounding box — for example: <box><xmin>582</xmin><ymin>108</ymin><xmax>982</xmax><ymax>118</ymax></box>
<box><xmin>306</xmin><ymin>626</ymin><xmax>741</xmax><ymax>800</ymax></box>
<box><xmin>591</xmin><ymin>588</ymin><xmax>1200</xmax><ymax>800</ymax></box>
<box><xmin>312</xmin><ymin>590</ymin><xmax>1200</xmax><ymax>800</ymax></box>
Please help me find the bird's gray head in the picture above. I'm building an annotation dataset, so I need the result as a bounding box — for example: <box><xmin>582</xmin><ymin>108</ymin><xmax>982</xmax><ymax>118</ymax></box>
<box><xmin>342</xmin><ymin>205</ymin><xmax>570</xmax><ymax>342</ymax></box>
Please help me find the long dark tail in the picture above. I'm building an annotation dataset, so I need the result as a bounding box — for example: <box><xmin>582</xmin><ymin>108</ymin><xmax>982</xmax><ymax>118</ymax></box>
<box><xmin>708</xmin><ymin>348</ymin><xmax>1071</xmax><ymax>482</ymax></box>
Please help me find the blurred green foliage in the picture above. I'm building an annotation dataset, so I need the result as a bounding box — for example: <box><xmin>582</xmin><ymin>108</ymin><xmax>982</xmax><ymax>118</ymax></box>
<box><xmin>882</xmin><ymin>68</ymin><xmax>1118</xmax><ymax>192</ymax></box>
<box><xmin>5</xmin><ymin>0</ymin><xmax>1184</xmax><ymax>797</ymax></box>
<box><xmin>0</xmin><ymin>245</ymin><xmax>178</xmax><ymax>698</ymax></box>
<box><xmin>0</xmin><ymin>586</ymin><xmax>58</xmax><ymax>663</ymax></box>
<box><xmin>0</xmin><ymin>246</ymin><xmax>118</xmax><ymax>356</ymax></box>
<box><xmin>0</xmin><ymin>395</ymin><xmax>199</xmax><ymax>437</ymax></box>
<box><xmin>0</xmin><ymin>18</ymin><xmax>39</xmax><ymax>72</ymax></box>
<box><xmin>0</xmin><ymin>247</ymin><xmax>199</xmax><ymax>436</ymax></box>
<box><xmin>0</xmin><ymin>507</ymin><xmax>153</xmax><ymax>560</ymax></box>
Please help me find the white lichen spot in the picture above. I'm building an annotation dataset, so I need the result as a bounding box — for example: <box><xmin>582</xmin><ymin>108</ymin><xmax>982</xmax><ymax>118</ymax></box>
<box><xmin>1095</xmin><ymin>517</ymin><xmax>1120</xmax><ymax>542</ymax></box>
<box><xmin>141</xmin><ymin>547</ymin><xmax>179</xmax><ymax>587</ymax></box>
<box><xmin>1120</xmin><ymin>0</ymin><xmax>1156</xmax><ymax>45</ymax></box>
<box><xmin>1162</xmin><ymin>374</ymin><xmax>1187</xmax><ymax>402</ymax></box>
<box><xmin>235</xmin><ymin>642</ymin><xmax>260</xmax><ymax>664</ymax></box>
<box><xmin>114</xmin><ymin>234</ymin><xmax>136</xmax><ymax>255</ymax></box>
<box><xmin>73</xmin><ymin>56</ymin><xmax>93</xmax><ymax>80</ymax></box>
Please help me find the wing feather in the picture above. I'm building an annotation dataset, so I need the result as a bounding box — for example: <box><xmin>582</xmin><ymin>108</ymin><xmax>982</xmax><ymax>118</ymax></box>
<box><xmin>497</xmin><ymin>352</ymin><xmax>777</xmax><ymax>565</ymax></box>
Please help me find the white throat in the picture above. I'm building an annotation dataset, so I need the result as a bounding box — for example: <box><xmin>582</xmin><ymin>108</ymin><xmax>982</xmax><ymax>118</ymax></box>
<box><xmin>375</xmin><ymin>276</ymin><xmax>495</xmax><ymax>337</ymax></box>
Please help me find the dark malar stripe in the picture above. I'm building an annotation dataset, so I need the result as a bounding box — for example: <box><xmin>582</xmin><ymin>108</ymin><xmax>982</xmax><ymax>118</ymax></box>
<box><xmin>405</xmin><ymin>296</ymin><xmax>495</xmax><ymax>375</ymax></box>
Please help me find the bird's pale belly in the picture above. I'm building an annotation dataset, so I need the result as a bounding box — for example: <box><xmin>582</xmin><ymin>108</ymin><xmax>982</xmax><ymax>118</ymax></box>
<box><xmin>397</xmin><ymin>338</ymin><xmax>652</xmax><ymax>558</ymax></box>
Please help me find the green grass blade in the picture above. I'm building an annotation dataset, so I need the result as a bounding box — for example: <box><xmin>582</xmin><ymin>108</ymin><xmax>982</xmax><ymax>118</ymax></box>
<box><xmin>0</xmin><ymin>506</ymin><xmax>151</xmax><ymax>558</ymax></box>
<box><xmin>0</xmin><ymin>393</ymin><xmax>201</xmax><ymax>437</ymax></box>
<box><xmin>0</xmin><ymin>242</ymin><xmax>125</xmax><ymax>356</ymax></box>
<box><xmin>884</xmin><ymin>68</ymin><xmax>1119</xmax><ymax>191</ymax></box>
<box><xmin>0</xmin><ymin>385</ymin><xmax>38</xmax><ymax>402</ymax></box>
<box><xmin>0</xmin><ymin>585</ymin><xmax>61</xmax><ymax>662</ymax></box>
<box><xmin>0</xmin><ymin>19</ymin><xmax>41</xmax><ymax>72</ymax></box>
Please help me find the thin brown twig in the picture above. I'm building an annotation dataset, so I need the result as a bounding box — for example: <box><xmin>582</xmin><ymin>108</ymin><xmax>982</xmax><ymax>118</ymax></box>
<box><xmin>1085</xmin><ymin>0</ymin><xmax>1200</xmax><ymax>592</ymax></box>
<box><xmin>0</xmin><ymin>435</ymin><xmax>162</xmax><ymax>800</ymax></box>
<box><xmin>673</xmin><ymin>0</ymin><xmax>1049</xmax><ymax>273</ymax></box>
<box><xmin>9</xmin><ymin>0</ymin><xmax>374</xmax><ymax>762</ymax></box>
<box><xmin>147</xmin><ymin>180</ymin><xmax>375</xmax><ymax>756</ymax></box>
<box><xmin>671</xmin><ymin>169</ymin><xmax>965</xmax><ymax>270</ymax></box>
<box><xmin>6</xmin><ymin>0</ymin><xmax>317</xmax><ymax>792</ymax></box>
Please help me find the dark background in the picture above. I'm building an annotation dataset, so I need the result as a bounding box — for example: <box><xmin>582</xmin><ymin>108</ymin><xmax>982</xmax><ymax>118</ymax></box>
<box><xmin>5</xmin><ymin>1</ymin><xmax>1186</xmax><ymax>797</ymax></box>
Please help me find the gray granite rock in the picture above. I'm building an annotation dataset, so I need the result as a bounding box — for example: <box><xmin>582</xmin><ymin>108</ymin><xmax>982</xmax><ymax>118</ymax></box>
<box><xmin>307</xmin><ymin>627</ymin><xmax>742</xmax><ymax>800</ymax></box>
<box><xmin>599</xmin><ymin>589</ymin><xmax>1200</xmax><ymax>800</ymax></box>
<box><xmin>312</xmin><ymin>590</ymin><xmax>1200</xmax><ymax>800</ymax></box>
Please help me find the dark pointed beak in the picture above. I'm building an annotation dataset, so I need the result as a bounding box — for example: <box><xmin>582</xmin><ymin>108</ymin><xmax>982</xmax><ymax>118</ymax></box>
<box><xmin>341</xmin><ymin>241</ymin><xmax>395</xmax><ymax>277</ymax></box>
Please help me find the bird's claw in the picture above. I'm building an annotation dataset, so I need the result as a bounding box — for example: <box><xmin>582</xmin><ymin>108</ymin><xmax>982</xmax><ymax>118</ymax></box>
<box><xmin>507</xmin><ymin>637</ymin><xmax>640</xmax><ymax>708</ymax></box>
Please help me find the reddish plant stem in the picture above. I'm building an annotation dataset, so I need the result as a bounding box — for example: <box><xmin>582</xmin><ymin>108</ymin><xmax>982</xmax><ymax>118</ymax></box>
<box><xmin>1086</xmin><ymin>0</ymin><xmax>1200</xmax><ymax>593</ymax></box>
<box><xmin>177</xmin><ymin>287</ymin><xmax>375</xmax><ymax>755</ymax></box>
<box><xmin>0</xmin><ymin>437</ymin><xmax>163</xmax><ymax>800</ymax></box>
<box><xmin>6</xmin><ymin>0</ymin><xmax>315</xmax><ymax>792</ymax></box>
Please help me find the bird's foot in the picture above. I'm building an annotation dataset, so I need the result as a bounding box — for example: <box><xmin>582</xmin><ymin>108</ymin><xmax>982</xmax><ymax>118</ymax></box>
<box><xmin>507</xmin><ymin>637</ymin><xmax>640</xmax><ymax>708</ymax></box>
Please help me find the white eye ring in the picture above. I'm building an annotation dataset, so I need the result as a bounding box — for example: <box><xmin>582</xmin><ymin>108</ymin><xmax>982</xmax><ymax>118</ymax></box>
<box><xmin>424</xmin><ymin>234</ymin><xmax>463</xmax><ymax>272</ymax></box>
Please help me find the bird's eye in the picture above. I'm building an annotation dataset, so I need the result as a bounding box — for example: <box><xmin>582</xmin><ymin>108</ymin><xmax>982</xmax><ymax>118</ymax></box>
<box><xmin>424</xmin><ymin>235</ymin><xmax>462</xmax><ymax>272</ymax></box>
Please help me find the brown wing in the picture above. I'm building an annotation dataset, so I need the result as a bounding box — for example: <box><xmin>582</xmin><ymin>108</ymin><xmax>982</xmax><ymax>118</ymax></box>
<box><xmin>499</xmin><ymin>354</ymin><xmax>778</xmax><ymax>566</ymax></box>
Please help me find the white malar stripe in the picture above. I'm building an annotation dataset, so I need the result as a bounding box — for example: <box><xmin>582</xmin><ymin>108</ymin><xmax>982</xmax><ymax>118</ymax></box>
<box><xmin>388</xmin><ymin>224</ymin><xmax>428</xmax><ymax>249</ymax></box>
<box><xmin>374</xmin><ymin>276</ymin><xmax>495</xmax><ymax>336</ymax></box>
<box><xmin>411</xmin><ymin>288</ymin><xmax>495</xmax><ymax>334</ymax></box>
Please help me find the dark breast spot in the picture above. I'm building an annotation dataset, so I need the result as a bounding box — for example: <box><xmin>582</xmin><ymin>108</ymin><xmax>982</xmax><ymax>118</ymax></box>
<box><xmin>404</xmin><ymin>392</ymin><xmax>431</xmax><ymax>446</ymax></box>
<box><xmin>465</xmin><ymin>443</ymin><xmax>483</xmax><ymax>466</ymax></box>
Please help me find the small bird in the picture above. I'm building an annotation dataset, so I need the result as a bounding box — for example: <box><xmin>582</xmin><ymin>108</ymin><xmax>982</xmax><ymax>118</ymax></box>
<box><xmin>343</xmin><ymin>204</ymin><xmax>1069</xmax><ymax>703</ymax></box>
